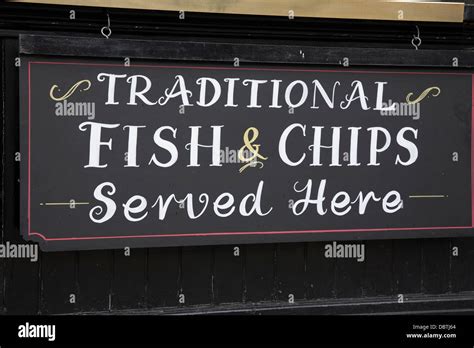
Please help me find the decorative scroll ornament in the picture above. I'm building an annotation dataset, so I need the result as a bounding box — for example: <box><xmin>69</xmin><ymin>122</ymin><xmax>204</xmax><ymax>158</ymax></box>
<box><xmin>49</xmin><ymin>80</ymin><xmax>91</xmax><ymax>101</ymax></box>
<box><xmin>406</xmin><ymin>86</ymin><xmax>441</xmax><ymax>105</ymax></box>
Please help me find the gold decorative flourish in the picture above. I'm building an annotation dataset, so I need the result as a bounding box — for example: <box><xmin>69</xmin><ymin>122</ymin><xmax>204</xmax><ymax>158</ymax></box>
<box><xmin>238</xmin><ymin>127</ymin><xmax>268</xmax><ymax>173</ymax></box>
<box><xmin>405</xmin><ymin>86</ymin><xmax>441</xmax><ymax>105</ymax></box>
<box><xmin>49</xmin><ymin>79</ymin><xmax>91</xmax><ymax>101</ymax></box>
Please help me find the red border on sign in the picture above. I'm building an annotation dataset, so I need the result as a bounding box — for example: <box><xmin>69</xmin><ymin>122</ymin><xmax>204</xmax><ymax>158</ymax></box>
<box><xmin>27</xmin><ymin>61</ymin><xmax>474</xmax><ymax>242</ymax></box>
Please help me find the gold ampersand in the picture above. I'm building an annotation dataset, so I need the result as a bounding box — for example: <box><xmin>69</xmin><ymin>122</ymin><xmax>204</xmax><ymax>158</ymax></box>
<box><xmin>406</xmin><ymin>86</ymin><xmax>441</xmax><ymax>105</ymax></box>
<box><xmin>238</xmin><ymin>127</ymin><xmax>268</xmax><ymax>173</ymax></box>
<box><xmin>49</xmin><ymin>79</ymin><xmax>91</xmax><ymax>101</ymax></box>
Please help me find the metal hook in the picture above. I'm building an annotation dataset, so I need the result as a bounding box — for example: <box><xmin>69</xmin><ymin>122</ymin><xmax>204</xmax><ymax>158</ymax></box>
<box><xmin>101</xmin><ymin>13</ymin><xmax>112</xmax><ymax>39</ymax></box>
<box><xmin>411</xmin><ymin>25</ymin><xmax>421</xmax><ymax>50</ymax></box>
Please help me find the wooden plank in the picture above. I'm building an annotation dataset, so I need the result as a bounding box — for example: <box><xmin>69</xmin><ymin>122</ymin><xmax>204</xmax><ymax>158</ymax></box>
<box><xmin>4</xmin><ymin>257</ymin><xmax>40</xmax><ymax>314</ymax></box>
<box><xmin>181</xmin><ymin>246</ymin><xmax>213</xmax><ymax>305</ymax></box>
<box><xmin>77</xmin><ymin>250</ymin><xmax>113</xmax><ymax>312</ymax></box>
<box><xmin>19</xmin><ymin>35</ymin><xmax>474</xmax><ymax>68</ymax></box>
<box><xmin>334</xmin><ymin>243</ymin><xmax>365</xmax><ymax>298</ymax></box>
<box><xmin>0</xmin><ymin>249</ymin><xmax>3</xmax><ymax>313</ymax></box>
<box><xmin>111</xmin><ymin>248</ymin><xmax>147</xmax><ymax>310</ymax></box>
<box><xmin>0</xmin><ymin>38</ymin><xmax>5</xmax><ymax>314</ymax></box>
<box><xmin>147</xmin><ymin>247</ymin><xmax>180</xmax><ymax>308</ymax></box>
<box><xmin>275</xmin><ymin>243</ymin><xmax>305</xmax><ymax>302</ymax></box>
<box><xmin>421</xmin><ymin>239</ymin><xmax>451</xmax><ymax>294</ymax></box>
<box><xmin>392</xmin><ymin>239</ymin><xmax>422</xmax><ymax>295</ymax></box>
<box><xmin>7</xmin><ymin>0</ymin><xmax>465</xmax><ymax>23</ymax></box>
<box><xmin>306</xmin><ymin>242</ymin><xmax>336</xmax><ymax>299</ymax></box>
<box><xmin>450</xmin><ymin>238</ymin><xmax>474</xmax><ymax>292</ymax></box>
<box><xmin>3</xmin><ymin>38</ymin><xmax>40</xmax><ymax>314</ymax></box>
<box><xmin>362</xmin><ymin>240</ymin><xmax>393</xmax><ymax>297</ymax></box>
<box><xmin>39</xmin><ymin>251</ymin><xmax>78</xmax><ymax>314</ymax></box>
<box><xmin>213</xmin><ymin>245</ymin><xmax>244</xmax><ymax>304</ymax></box>
<box><xmin>244</xmin><ymin>244</ymin><xmax>275</xmax><ymax>302</ymax></box>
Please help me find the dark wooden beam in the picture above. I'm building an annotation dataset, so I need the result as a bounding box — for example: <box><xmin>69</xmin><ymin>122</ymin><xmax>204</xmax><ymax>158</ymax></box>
<box><xmin>19</xmin><ymin>34</ymin><xmax>474</xmax><ymax>68</ymax></box>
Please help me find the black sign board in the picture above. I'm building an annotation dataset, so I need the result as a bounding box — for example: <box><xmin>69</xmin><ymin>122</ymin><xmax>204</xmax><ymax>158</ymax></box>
<box><xmin>19</xmin><ymin>38</ymin><xmax>474</xmax><ymax>251</ymax></box>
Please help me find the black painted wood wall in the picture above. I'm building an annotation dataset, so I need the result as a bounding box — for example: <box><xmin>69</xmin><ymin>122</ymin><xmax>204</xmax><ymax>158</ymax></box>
<box><xmin>1</xmin><ymin>3</ymin><xmax>474</xmax><ymax>314</ymax></box>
